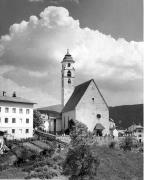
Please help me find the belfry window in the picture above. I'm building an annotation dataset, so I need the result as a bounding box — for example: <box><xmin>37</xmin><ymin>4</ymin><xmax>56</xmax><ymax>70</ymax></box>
<box><xmin>68</xmin><ymin>63</ymin><xmax>71</xmax><ymax>67</ymax></box>
<box><xmin>68</xmin><ymin>79</ymin><xmax>71</xmax><ymax>84</ymax></box>
<box><xmin>97</xmin><ymin>114</ymin><xmax>101</xmax><ymax>119</ymax></box>
<box><xmin>67</xmin><ymin>70</ymin><xmax>71</xmax><ymax>77</ymax></box>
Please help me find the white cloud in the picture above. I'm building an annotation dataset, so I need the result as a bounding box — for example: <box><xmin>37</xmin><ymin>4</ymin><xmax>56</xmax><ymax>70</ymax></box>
<box><xmin>0</xmin><ymin>6</ymin><xmax>143</xmax><ymax>106</ymax></box>
<box><xmin>28</xmin><ymin>0</ymin><xmax>43</xmax><ymax>2</ymax></box>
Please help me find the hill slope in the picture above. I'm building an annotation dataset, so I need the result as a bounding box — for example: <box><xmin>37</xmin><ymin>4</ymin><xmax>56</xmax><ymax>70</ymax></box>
<box><xmin>109</xmin><ymin>104</ymin><xmax>143</xmax><ymax>129</ymax></box>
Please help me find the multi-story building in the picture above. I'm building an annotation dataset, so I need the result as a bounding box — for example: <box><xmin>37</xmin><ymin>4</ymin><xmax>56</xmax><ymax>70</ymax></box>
<box><xmin>128</xmin><ymin>124</ymin><xmax>143</xmax><ymax>143</ymax></box>
<box><xmin>0</xmin><ymin>92</ymin><xmax>35</xmax><ymax>139</ymax></box>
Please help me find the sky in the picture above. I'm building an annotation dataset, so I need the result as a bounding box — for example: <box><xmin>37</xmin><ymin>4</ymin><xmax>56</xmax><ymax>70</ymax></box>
<box><xmin>0</xmin><ymin>0</ymin><xmax>143</xmax><ymax>107</ymax></box>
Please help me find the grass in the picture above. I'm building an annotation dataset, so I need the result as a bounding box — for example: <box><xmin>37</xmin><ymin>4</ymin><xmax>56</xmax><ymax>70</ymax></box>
<box><xmin>92</xmin><ymin>145</ymin><xmax>143</xmax><ymax>180</ymax></box>
<box><xmin>0</xmin><ymin>141</ymin><xmax>143</xmax><ymax>180</ymax></box>
<box><xmin>0</xmin><ymin>167</ymin><xmax>27</xmax><ymax>179</ymax></box>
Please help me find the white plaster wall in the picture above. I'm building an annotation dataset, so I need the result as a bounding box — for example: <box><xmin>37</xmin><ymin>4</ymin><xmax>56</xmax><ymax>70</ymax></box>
<box><xmin>62</xmin><ymin>110</ymin><xmax>75</xmax><ymax>130</ymax></box>
<box><xmin>49</xmin><ymin>118</ymin><xmax>62</xmax><ymax>133</ymax></box>
<box><xmin>61</xmin><ymin>62</ymin><xmax>75</xmax><ymax>106</ymax></box>
<box><xmin>134</xmin><ymin>130</ymin><xmax>143</xmax><ymax>142</ymax></box>
<box><xmin>0</xmin><ymin>102</ymin><xmax>34</xmax><ymax>139</ymax></box>
<box><xmin>76</xmin><ymin>81</ymin><xmax>110</xmax><ymax>135</ymax></box>
<box><xmin>56</xmin><ymin>119</ymin><xmax>62</xmax><ymax>132</ymax></box>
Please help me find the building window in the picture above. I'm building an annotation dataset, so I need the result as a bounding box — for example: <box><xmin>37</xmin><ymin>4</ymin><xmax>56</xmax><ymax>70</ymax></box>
<box><xmin>26</xmin><ymin>129</ymin><xmax>29</xmax><ymax>133</ymax></box>
<box><xmin>26</xmin><ymin>109</ymin><xmax>30</xmax><ymax>114</ymax></box>
<box><xmin>12</xmin><ymin>129</ymin><xmax>15</xmax><ymax>134</ymax></box>
<box><xmin>64</xmin><ymin>117</ymin><xmax>65</xmax><ymax>129</ymax></box>
<box><xmin>19</xmin><ymin>108</ymin><xmax>23</xmax><ymax>114</ymax></box>
<box><xmin>67</xmin><ymin>70</ymin><xmax>71</xmax><ymax>77</ymax></box>
<box><xmin>97</xmin><ymin>114</ymin><xmax>101</xmax><ymax>119</ymax></box>
<box><xmin>68</xmin><ymin>63</ymin><xmax>71</xmax><ymax>67</ymax></box>
<box><xmin>19</xmin><ymin>129</ymin><xmax>22</xmax><ymax>133</ymax></box>
<box><xmin>26</xmin><ymin>118</ymin><xmax>29</xmax><ymax>123</ymax></box>
<box><xmin>5</xmin><ymin>107</ymin><xmax>9</xmax><ymax>113</ymax></box>
<box><xmin>5</xmin><ymin>118</ymin><xmax>8</xmax><ymax>123</ymax></box>
<box><xmin>138</xmin><ymin>130</ymin><xmax>142</xmax><ymax>133</ymax></box>
<box><xmin>68</xmin><ymin>79</ymin><xmax>71</xmax><ymax>84</ymax></box>
<box><xmin>92</xmin><ymin>98</ymin><xmax>94</xmax><ymax>103</ymax></box>
<box><xmin>139</xmin><ymin>134</ymin><xmax>142</xmax><ymax>137</ymax></box>
<box><xmin>20</xmin><ymin>118</ymin><xmax>22</xmax><ymax>123</ymax></box>
<box><xmin>12</xmin><ymin>118</ymin><xmax>16</xmax><ymax>123</ymax></box>
<box><xmin>12</xmin><ymin>108</ymin><xmax>16</xmax><ymax>113</ymax></box>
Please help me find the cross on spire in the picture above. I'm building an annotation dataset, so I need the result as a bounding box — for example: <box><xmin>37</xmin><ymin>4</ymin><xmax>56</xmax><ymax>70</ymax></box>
<box><xmin>66</xmin><ymin>48</ymin><xmax>70</xmax><ymax>55</ymax></box>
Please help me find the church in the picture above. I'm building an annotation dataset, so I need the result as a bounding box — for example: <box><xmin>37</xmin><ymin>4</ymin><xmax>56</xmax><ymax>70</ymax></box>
<box><xmin>37</xmin><ymin>50</ymin><xmax>114</xmax><ymax>136</ymax></box>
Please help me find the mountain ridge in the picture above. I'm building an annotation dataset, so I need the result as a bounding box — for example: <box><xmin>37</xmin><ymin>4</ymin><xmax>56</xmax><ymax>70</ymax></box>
<box><xmin>109</xmin><ymin>104</ymin><xmax>143</xmax><ymax>129</ymax></box>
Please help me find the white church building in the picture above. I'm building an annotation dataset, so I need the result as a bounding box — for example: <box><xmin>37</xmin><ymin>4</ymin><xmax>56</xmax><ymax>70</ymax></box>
<box><xmin>38</xmin><ymin>50</ymin><xmax>113</xmax><ymax>136</ymax></box>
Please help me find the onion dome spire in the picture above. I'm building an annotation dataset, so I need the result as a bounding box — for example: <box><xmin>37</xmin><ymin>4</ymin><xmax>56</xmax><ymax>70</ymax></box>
<box><xmin>61</xmin><ymin>49</ymin><xmax>75</xmax><ymax>63</ymax></box>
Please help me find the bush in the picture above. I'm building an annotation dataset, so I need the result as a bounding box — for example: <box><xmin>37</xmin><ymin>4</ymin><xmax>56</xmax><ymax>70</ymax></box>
<box><xmin>120</xmin><ymin>136</ymin><xmax>133</xmax><ymax>151</ymax></box>
<box><xmin>109</xmin><ymin>141</ymin><xmax>116</xmax><ymax>149</ymax></box>
<box><xmin>25</xmin><ymin>167</ymin><xmax>59</xmax><ymax>179</ymax></box>
<box><xmin>63</xmin><ymin>144</ymin><xmax>100</xmax><ymax>179</ymax></box>
<box><xmin>63</xmin><ymin>120</ymin><xmax>100</xmax><ymax>179</ymax></box>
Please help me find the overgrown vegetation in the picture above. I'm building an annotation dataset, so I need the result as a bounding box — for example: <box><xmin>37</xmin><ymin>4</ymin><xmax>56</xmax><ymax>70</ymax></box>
<box><xmin>33</xmin><ymin>110</ymin><xmax>44</xmax><ymax>129</ymax></box>
<box><xmin>63</xmin><ymin>119</ymin><xmax>100</xmax><ymax>180</ymax></box>
<box><xmin>119</xmin><ymin>136</ymin><xmax>133</xmax><ymax>151</ymax></box>
<box><xmin>0</xmin><ymin>119</ymin><xmax>143</xmax><ymax>179</ymax></box>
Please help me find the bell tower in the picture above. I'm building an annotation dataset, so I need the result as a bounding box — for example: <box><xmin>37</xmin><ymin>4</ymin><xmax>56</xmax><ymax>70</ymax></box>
<box><xmin>61</xmin><ymin>49</ymin><xmax>75</xmax><ymax>106</ymax></box>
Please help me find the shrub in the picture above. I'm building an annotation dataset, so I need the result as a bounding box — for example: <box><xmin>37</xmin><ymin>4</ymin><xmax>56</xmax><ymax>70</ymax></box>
<box><xmin>63</xmin><ymin>144</ymin><xmax>100</xmax><ymax>179</ymax></box>
<box><xmin>120</xmin><ymin>136</ymin><xmax>133</xmax><ymax>151</ymax></box>
<box><xmin>109</xmin><ymin>141</ymin><xmax>116</xmax><ymax>149</ymax></box>
<box><xmin>63</xmin><ymin>120</ymin><xmax>100</xmax><ymax>179</ymax></box>
<box><xmin>25</xmin><ymin>167</ymin><xmax>59</xmax><ymax>179</ymax></box>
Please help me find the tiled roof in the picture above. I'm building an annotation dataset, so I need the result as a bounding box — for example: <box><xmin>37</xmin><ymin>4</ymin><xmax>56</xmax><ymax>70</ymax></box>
<box><xmin>62</xmin><ymin>80</ymin><xmax>91</xmax><ymax>113</ymax></box>
<box><xmin>61</xmin><ymin>50</ymin><xmax>75</xmax><ymax>63</ymax></box>
<box><xmin>37</xmin><ymin>104</ymin><xmax>63</xmax><ymax>115</ymax></box>
<box><xmin>94</xmin><ymin>123</ymin><xmax>105</xmax><ymax>130</ymax></box>
<box><xmin>62</xmin><ymin>79</ymin><xmax>109</xmax><ymax>113</ymax></box>
<box><xmin>0</xmin><ymin>95</ymin><xmax>35</xmax><ymax>104</ymax></box>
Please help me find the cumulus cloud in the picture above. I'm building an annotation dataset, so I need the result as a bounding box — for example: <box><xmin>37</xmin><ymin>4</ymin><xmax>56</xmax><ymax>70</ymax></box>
<box><xmin>0</xmin><ymin>6</ymin><xmax>143</xmax><ymax>106</ymax></box>
<box><xmin>28</xmin><ymin>0</ymin><xmax>43</xmax><ymax>2</ymax></box>
<box><xmin>28</xmin><ymin>0</ymin><xmax>79</xmax><ymax>4</ymax></box>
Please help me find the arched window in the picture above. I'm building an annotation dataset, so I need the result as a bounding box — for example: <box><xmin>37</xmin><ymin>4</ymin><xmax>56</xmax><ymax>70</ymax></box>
<box><xmin>67</xmin><ymin>70</ymin><xmax>71</xmax><ymax>77</ymax></box>
<box><xmin>97</xmin><ymin>114</ymin><xmax>101</xmax><ymax>119</ymax></box>
<box><xmin>68</xmin><ymin>79</ymin><xmax>71</xmax><ymax>84</ymax></box>
<box><xmin>68</xmin><ymin>63</ymin><xmax>71</xmax><ymax>67</ymax></box>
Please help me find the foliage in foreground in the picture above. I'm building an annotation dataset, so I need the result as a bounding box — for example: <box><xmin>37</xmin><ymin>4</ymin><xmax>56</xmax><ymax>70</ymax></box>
<box><xmin>33</xmin><ymin>110</ymin><xmax>44</xmax><ymax>129</ymax></box>
<box><xmin>120</xmin><ymin>136</ymin><xmax>133</xmax><ymax>151</ymax></box>
<box><xmin>63</xmin><ymin>119</ymin><xmax>100</xmax><ymax>180</ymax></box>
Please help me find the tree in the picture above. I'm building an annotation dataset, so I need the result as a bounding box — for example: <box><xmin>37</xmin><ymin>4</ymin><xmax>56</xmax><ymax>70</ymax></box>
<box><xmin>120</xmin><ymin>136</ymin><xmax>133</xmax><ymax>151</ymax></box>
<box><xmin>63</xmin><ymin>120</ymin><xmax>100</xmax><ymax>180</ymax></box>
<box><xmin>33</xmin><ymin>110</ymin><xmax>44</xmax><ymax>129</ymax></box>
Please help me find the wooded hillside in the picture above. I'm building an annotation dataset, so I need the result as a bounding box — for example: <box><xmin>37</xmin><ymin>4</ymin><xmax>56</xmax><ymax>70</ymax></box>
<box><xmin>109</xmin><ymin>104</ymin><xmax>143</xmax><ymax>129</ymax></box>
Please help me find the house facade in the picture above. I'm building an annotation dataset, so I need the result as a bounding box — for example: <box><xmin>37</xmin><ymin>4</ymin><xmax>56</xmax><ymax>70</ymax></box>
<box><xmin>37</xmin><ymin>104</ymin><xmax>62</xmax><ymax>134</ymax></box>
<box><xmin>0</xmin><ymin>93</ymin><xmax>35</xmax><ymax>139</ymax></box>
<box><xmin>128</xmin><ymin>124</ymin><xmax>143</xmax><ymax>143</ymax></box>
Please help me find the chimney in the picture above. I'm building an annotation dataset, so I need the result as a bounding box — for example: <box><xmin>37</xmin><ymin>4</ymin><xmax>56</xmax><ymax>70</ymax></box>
<box><xmin>2</xmin><ymin>91</ymin><xmax>6</xmax><ymax>96</ymax></box>
<box><xmin>12</xmin><ymin>91</ymin><xmax>16</xmax><ymax>97</ymax></box>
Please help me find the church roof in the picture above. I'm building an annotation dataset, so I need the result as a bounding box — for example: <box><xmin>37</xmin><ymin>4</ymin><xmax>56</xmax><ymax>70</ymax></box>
<box><xmin>94</xmin><ymin>123</ymin><xmax>105</xmax><ymax>130</ymax></box>
<box><xmin>62</xmin><ymin>79</ymin><xmax>92</xmax><ymax>113</ymax></box>
<box><xmin>0</xmin><ymin>95</ymin><xmax>35</xmax><ymax>104</ymax></box>
<box><xmin>62</xmin><ymin>79</ymin><xmax>109</xmax><ymax>113</ymax></box>
<box><xmin>37</xmin><ymin>104</ymin><xmax>63</xmax><ymax>116</ymax></box>
<box><xmin>61</xmin><ymin>49</ymin><xmax>75</xmax><ymax>63</ymax></box>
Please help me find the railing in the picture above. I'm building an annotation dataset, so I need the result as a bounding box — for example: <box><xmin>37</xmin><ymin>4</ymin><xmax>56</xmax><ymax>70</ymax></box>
<box><xmin>35</xmin><ymin>129</ymin><xmax>69</xmax><ymax>146</ymax></box>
